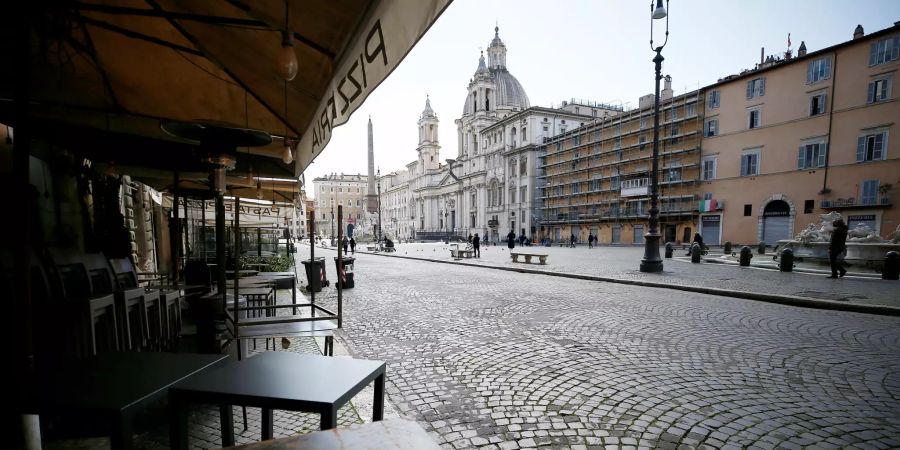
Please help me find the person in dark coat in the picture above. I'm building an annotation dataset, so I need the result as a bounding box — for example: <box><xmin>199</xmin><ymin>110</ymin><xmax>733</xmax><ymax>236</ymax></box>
<box><xmin>588</xmin><ymin>234</ymin><xmax>594</xmax><ymax>249</ymax></box>
<box><xmin>507</xmin><ymin>231</ymin><xmax>516</xmax><ymax>249</ymax></box>
<box><xmin>829</xmin><ymin>219</ymin><xmax>848</xmax><ymax>278</ymax></box>
<box><xmin>472</xmin><ymin>233</ymin><xmax>481</xmax><ymax>258</ymax></box>
<box><xmin>349</xmin><ymin>236</ymin><xmax>356</xmax><ymax>254</ymax></box>
<box><xmin>691</xmin><ymin>232</ymin><xmax>704</xmax><ymax>255</ymax></box>
<box><xmin>342</xmin><ymin>236</ymin><xmax>349</xmax><ymax>254</ymax></box>
<box><xmin>570</xmin><ymin>233</ymin><xmax>576</xmax><ymax>248</ymax></box>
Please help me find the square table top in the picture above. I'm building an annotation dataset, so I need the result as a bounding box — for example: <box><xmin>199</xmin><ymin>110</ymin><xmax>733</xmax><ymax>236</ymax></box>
<box><xmin>170</xmin><ymin>352</ymin><xmax>385</xmax><ymax>408</ymax></box>
<box><xmin>226</xmin><ymin>418</ymin><xmax>439</xmax><ymax>449</ymax></box>
<box><xmin>31</xmin><ymin>352</ymin><xmax>228</xmax><ymax>413</ymax></box>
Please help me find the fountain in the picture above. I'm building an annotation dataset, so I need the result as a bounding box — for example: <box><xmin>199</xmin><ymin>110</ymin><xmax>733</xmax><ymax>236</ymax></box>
<box><xmin>776</xmin><ymin>212</ymin><xmax>900</xmax><ymax>268</ymax></box>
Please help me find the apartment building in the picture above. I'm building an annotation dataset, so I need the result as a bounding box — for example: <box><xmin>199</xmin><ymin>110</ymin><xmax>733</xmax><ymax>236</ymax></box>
<box><xmin>312</xmin><ymin>173</ymin><xmax>368</xmax><ymax>238</ymax></box>
<box><xmin>701</xmin><ymin>23</ymin><xmax>900</xmax><ymax>245</ymax></box>
<box><xmin>539</xmin><ymin>76</ymin><xmax>704</xmax><ymax>245</ymax></box>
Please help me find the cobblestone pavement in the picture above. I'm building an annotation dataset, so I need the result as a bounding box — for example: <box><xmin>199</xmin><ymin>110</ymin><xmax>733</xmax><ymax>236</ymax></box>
<box><xmin>309</xmin><ymin>245</ymin><xmax>900</xmax><ymax>449</ymax></box>
<box><xmin>352</xmin><ymin>243</ymin><xmax>900</xmax><ymax>308</ymax></box>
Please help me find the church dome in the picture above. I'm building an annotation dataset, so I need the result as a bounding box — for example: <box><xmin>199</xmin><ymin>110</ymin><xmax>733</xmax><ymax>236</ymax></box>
<box><xmin>493</xmin><ymin>69</ymin><xmax>530</xmax><ymax>110</ymax></box>
<box><xmin>461</xmin><ymin>27</ymin><xmax>530</xmax><ymax>116</ymax></box>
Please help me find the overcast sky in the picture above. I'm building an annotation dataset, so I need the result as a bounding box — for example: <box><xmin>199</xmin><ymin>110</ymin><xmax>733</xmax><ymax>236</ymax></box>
<box><xmin>302</xmin><ymin>0</ymin><xmax>900</xmax><ymax>196</ymax></box>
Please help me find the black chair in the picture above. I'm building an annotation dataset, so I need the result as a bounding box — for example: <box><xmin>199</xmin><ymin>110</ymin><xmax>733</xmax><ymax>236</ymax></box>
<box><xmin>110</xmin><ymin>257</ymin><xmax>181</xmax><ymax>350</ymax></box>
<box><xmin>46</xmin><ymin>249</ymin><xmax>119</xmax><ymax>359</ymax></box>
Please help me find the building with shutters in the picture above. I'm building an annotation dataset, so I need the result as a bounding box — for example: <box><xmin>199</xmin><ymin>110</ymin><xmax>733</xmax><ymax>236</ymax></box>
<box><xmin>699</xmin><ymin>22</ymin><xmax>900</xmax><ymax>245</ymax></box>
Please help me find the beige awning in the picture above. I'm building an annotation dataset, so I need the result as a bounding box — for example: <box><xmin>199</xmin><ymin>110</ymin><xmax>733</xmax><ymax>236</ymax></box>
<box><xmin>0</xmin><ymin>0</ymin><xmax>451</xmax><ymax>184</ymax></box>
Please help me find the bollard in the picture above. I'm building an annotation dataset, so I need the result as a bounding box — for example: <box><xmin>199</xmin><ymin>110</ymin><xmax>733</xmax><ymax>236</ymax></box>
<box><xmin>665</xmin><ymin>242</ymin><xmax>673</xmax><ymax>258</ymax></box>
<box><xmin>691</xmin><ymin>243</ymin><xmax>701</xmax><ymax>263</ymax></box>
<box><xmin>779</xmin><ymin>248</ymin><xmax>794</xmax><ymax>272</ymax></box>
<box><xmin>740</xmin><ymin>246</ymin><xmax>753</xmax><ymax>266</ymax></box>
<box><xmin>884</xmin><ymin>251</ymin><xmax>900</xmax><ymax>280</ymax></box>
<box><xmin>724</xmin><ymin>241</ymin><xmax>732</xmax><ymax>254</ymax></box>
<box><xmin>757</xmin><ymin>241</ymin><xmax>766</xmax><ymax>255</ymax></box>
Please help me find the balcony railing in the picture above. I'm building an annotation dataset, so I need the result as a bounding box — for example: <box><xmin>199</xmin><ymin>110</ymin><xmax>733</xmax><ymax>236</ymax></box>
<box><xmin>821</xmin><ymin>197</ymin><xmax>892</xmax><ymax>209</ymax></box>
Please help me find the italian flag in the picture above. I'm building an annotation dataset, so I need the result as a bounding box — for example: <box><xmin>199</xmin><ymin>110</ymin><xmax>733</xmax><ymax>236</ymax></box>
<box><xmin>699</xmin><ymin>199</ymin><xmax>718</xmax><ymax>212</ymax></box>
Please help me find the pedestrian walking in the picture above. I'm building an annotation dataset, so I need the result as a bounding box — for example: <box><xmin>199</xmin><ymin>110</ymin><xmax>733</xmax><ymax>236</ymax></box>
<box><xmin>473</xmin><ymin>233</ymin><xmax>481</xmax><ymax>258</ymax></box>
<box><xmin>468</xmin><ymin>234</ymin><xmax>473</xmax><ymax>244</ymax></box>
<box><xmin>570</xmin><ymin>233</ymin><xmax>576</xmax><ymax>248</ymax></box>
<box><xmin>342</xmin><ymin>235</ymin><xmax>349</xmax><ymax>254</ymax></box>
<box><xmin>349</xmin><ymin>236</ymin><xmax>356</xmax><ymax>254</ymax></box>
<box><xmin>588</xmin><ymin>234</ymin><xmax>594</xmax><ymax>249</ymax></box>
<box><xmin>507</xmin><ymin>230</ymin><xmax>516</xmax><ymax>249</ymax></box>
<box><xmin>828</xmin><ymin>218</ymin><xmax>848</xmax><ymax>278</ymax></box>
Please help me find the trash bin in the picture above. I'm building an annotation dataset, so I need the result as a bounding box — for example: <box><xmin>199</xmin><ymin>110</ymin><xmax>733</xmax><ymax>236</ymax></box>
<box><xmin>335</xmin><ymin>257</ymin><xmax>355</xmax><ymax>289</ymax></box>
<box><xmin>301</xmin><ymin>257</ymin><xmax>328</xmax><ymax>292</ymax></box>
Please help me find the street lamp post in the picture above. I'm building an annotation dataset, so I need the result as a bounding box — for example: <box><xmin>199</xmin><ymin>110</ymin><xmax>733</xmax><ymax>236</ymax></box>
<box><xmin>640</xmin><ymin>0</ymin><xmax>669</xmax><ymax>273</ymax></box>
<box><xmin>376</xmin><ymin>169</ymin><xmax>383</xmax><ymax>245</ymax></box>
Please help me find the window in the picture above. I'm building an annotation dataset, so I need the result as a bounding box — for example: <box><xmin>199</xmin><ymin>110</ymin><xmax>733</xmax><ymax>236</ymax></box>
<box><xmin>543</xmin><ymin>125</ymin><xmax>549</xmax><ymax>136</ymax></box>
<box><xmin>798</xmin><ymin>142</ymin><xmax>828</xmax><ymax>169</ymax></box>
<box><xmin>707</xmin><ymin>90</ymin><xmax>720</xmax><ymax>109</ymax></box>
<box><xmin>594</xmin><ymin>129</ymin><xmax>602</xmax><ymax>142</ymax></box>
<box><xmin>741</xmin><ymin>149</ymin><xmax>760</xmax><ymax>176</ymax></box>
<box><xmin>509</xmin><ymin>187</ymin><xmax>516</xmax><ymax>204</ymax></box>
<box><xmin>686</xmin><ymin>103</ymin><xmax>696</xmax><ymax>117</ymax></box>
<box><xmin>806</xmin><ymin>57</ymin><xmax>832</xmax><ymax>84</ymax></box>
<box><xmin>867</xmin><ymin>78</ymin><xmax>891</xmax><ymax>103</ymax></box>
<box><xmin>560</xmin><ymin>126</ymin><xmax>567</xmax><ymax>134</ymax></box>
<box><xmin>614</xmin><ymin>137</ymin><xmax>621</xmax><ymax>151</ymax></box>
<box><xmin>610</xmin><ymin>174</ymin><xmax>620</xmax><ymax>189</ymax></box>
<box><xmin>705</xmin><ymin>118</ymin><xmax>718</xmax><ymax>137</ymax></box>
<box><xmin>573</xmin><ymin>134</ymin><xmax>581</xmax><ymax>146</ymax></box>
<box><xmin>590</xmin><ymin>179</ymin><xmax>600</xmax><ymax>191</ymax></box>
<box><xmin>520</xmin><ymin>186</ymin><xmax>527</xmax><ymax>203</ymax></box>
<box><xmin>748</xmin><ymin>109</ymin><xmax>761</xmax><ymax>129</ymax></box>
<box><xmin>744</xmin><ymin>204</ymin><xmax>752</xmax><ymax>216</ymax></box>
<box><xmin>665</xmin><ymin>168</ymin><xmax>681</xmax><ymax>182</ymax></box>
<box><xmin>520</xmin><ymin>158</ymin><xmax>527</xmax><ymax>175</ymax></box>
<box><xmin>670</xmin><ymin>125</ymin><xmax>679</xmax><ymax>144</ymax></box>
<box><xmin>804</xmin><ymin>200</ymin><xmax>814</xmax><ymax>214</ymax></box>
<box><xmin>857</xmin><ymin>131</ymin><xmax>888</xmax><ymax>162</ymax></box>
<box><xmin>809</xmin><ymin>93</ymin><xmax>826</xmax><ymax>116</ymax></box>
<box><xmin>639</xmin><ymin>134</ymin><xmax>647</xmax><ymax>150</ymax></box>
<box><xmin>702</xmin><ymin>157</ymin><xmax>716</xmax><ymax>180</ymax></box>
<box><xmin>640</xmin><ymin>116</ymin><xmax>647</xmax><ymax>130</ymax></box>
<box><xmin>670</xmin><ymin>106</ymin><xmax>679</xmax><ymax>121</ymax></box>
<box><xmin>572</xmin><ymin>182</ymin><xmax>581</xmax><ymax>194</ymax></box>
<box><xmin>471</xmin><ymin>192</ymin><xmax>476</xmax><ymax>208</ymax></box>
<box><xmin>861</xmin><ymin>179</ymin><xmax>879</xmax><ymax>205</ymax></box>
<box><xmin>746</xmin><ymin>77</ymin><xmax>766</xmax><ymax>99</ymax></box>
<box><xmin>869</xmin><ymin>35</ymin><xmax>900</xmax><ymax>66</ymax></box>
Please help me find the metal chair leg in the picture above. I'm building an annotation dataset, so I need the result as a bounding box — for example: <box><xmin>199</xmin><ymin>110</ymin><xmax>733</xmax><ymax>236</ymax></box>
<box><xmin>242</xmin><ymin>406</ymin><xmax>248</xmax><ymax>431</ymax></box>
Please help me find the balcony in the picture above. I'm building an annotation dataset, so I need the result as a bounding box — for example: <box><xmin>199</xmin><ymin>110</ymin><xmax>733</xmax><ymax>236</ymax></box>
<box><xmin>620</xmin><ymin>178</ymin><xmax>649</xmax><ymax>197</ymax></box>
<box><xmin>821</xmin><ymin>197</ymin><xmax>892</xmax><ymax>209</ymax></box>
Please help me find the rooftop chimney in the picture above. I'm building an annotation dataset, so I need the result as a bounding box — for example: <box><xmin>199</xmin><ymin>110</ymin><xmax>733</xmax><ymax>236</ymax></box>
<box><xmin>854</xmin><ymin>24</ymin><xmax>864</xmax><ymax>40</ymax></box>
<box><xmin>661</xmin><ymin>75</ymin><xmax>673</xmax><ymax>101</ymax></box>
<box><xmin>760</xmin><ymin>47</ymin><xmax>765</xmax><ymax>65</ymax></box>
<box><xmin>798</xmin><ymin>41</ymin><xmax>807</xmax><ymax>57</ymax></box>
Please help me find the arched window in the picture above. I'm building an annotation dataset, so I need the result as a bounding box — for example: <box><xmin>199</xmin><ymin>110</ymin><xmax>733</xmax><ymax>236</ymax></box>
<box><xmin>485</xmin><ymin>89</ymin><xmax>491</xmax><ymax>111</ymax></box>
<box><xmin>429</xmin><ymin>124</ymin><xmax>434</xmax><ymax>141</ymax></box>
<box><xmin>471</xmin><ymin>92</ymin><xmax>477</xmax><ymax>112</ymax></box>
<box><xmin>511</xmin><ymin>127</ymin><xmax>517</xmax><ymax>147</ymax></box>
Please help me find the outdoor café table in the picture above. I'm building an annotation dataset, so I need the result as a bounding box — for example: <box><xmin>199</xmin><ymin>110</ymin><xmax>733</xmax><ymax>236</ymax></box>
<box><xmin>26</xmin><ymin>352</ymin><xmax>227</xmax><ymax>450</ymax></box>
<box><xmin>255</xmin><ymin>272</ymin><xmax>298</xmax><ymax>312</ymax></box>
<box><xmin>223</xmin><ymin>418</ymin><xmax>439</xmax><ymax>449</ymax></box>
<box><xmin>169</xmin><ymin>352</ymin><xmax>387</xmax><ymax>449</ymax></box>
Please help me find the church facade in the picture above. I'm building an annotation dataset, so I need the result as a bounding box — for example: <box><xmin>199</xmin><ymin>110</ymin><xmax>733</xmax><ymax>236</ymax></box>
<box><xmin>375</xmin><ymin>27</ymin><xmax>620</xmax><ymax>242</ymax></box>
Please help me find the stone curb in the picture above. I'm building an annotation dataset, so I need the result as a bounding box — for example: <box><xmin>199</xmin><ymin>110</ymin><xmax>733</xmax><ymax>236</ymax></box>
<box><xmin>311</xmin><ymin>246</ymin><xmax>900</xmax><ymax>317</ymax></box>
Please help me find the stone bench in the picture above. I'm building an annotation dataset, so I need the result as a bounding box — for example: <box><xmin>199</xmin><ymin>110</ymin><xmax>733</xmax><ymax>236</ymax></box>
<box><xmin>450</xmin><ymin>249</ymin><xmax>474</xmax><ymax>259</ymax></box>
<box><xmin>510</xmin><ymin>252</ymin><xmax>548</xmax><ymax>265</ymax></box>
<box><xmin>366</xmin><ymin>246</ymin><xmax>377</xmax><ymax>251</ymax></box>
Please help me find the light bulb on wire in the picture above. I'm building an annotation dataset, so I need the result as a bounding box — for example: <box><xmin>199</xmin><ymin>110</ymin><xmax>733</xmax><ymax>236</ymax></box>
<box><xmin>278</xmin><ymin>32</ymin><xmax>299</xmax><ymax>81</ymax></box>
<box><xmin>282</xmin><ymin>140</ymin><xmax>294</xmax><ymax>164</ymax></box>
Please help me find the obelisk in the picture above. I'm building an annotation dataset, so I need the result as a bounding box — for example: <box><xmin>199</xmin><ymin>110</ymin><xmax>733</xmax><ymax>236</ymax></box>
<box><xmin>365</xmin><ymin>116</ymin><xmax>377</xmax><ymax>213</ymax></box>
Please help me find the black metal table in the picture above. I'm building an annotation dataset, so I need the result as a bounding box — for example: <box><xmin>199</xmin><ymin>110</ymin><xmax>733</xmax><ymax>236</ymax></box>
<box><xmin>27</xmin><ymin>352</ymin><xmax>228</xmax><ymax>450</ymax></box>
<box><xmin>169</xmin><ymin>352</ymin><xmax>386</xmax><ymax>449</ymax></box>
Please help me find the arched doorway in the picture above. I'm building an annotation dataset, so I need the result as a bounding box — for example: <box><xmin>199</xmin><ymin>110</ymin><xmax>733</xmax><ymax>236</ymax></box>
<box><xmin>347</xmin><ymin>223</ymin><xmax>355</xmax><ymax>237</ymax></box>
<box><xmin>762</xmin><ymin>200</ymin><xmax>791</xmax><ymax>245</ymax></box>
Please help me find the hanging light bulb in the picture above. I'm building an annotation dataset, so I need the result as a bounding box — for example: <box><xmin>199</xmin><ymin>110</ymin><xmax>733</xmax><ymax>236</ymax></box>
<box><xmin>246</xmin><ymin>166</ymin><xmax>254</xmax><ymax>184</ymax></box>
<box><xmin>257</xmin><ymin>180</ymin><xmax>264</xmax><ymax>200</ymax></box>
<box><xmin>278</xmin><ymin>32</ymin><xmax>299</xmax><ymax>81</ymax></box>
<box><xmin>282</xmin><ymin>140</ymin><xmax>294</xmax><ymax>164</ymax></box>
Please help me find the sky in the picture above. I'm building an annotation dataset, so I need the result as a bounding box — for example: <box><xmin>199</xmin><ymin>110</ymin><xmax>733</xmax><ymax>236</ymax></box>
<box><xmin>302</xmin><ymin>0</ymin><xmax>900</xmax><ymax>197</ymax></box>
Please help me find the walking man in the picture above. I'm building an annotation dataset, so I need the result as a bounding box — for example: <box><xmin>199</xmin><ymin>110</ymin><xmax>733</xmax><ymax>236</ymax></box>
<box><xmin>349</xmin><ymin>236</ymin><xmax>356</xmax><ymax>254</ymax></box>
<box><xmin>473</xmin><ymin>233</ymin><xmax>481</xmax><ymax>258</ymax></box>
<box><xmin>507</xmin><ymin>230</ymin><xmax>516</xmax><ymax>249</ymax></box>
<box><xmin>588</xmin><ymin>234</ymin><xmax>594</xmax><ymax>249</ymax></box>
<box><xmin>570</xmin><ymin>233</ymin><xmax>576</xmax><ymax>248</ymax></box>
<box><xmin>828</xmin><ymin>218</ymin><xmax>848</xmax><ymax>278</ymax></box>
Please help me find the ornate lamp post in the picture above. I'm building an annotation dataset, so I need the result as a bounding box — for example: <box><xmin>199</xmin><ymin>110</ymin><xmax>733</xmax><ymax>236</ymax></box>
<box><xmin>640</xmin><ymin>0</ymin><xmax>669</xmax><ymax>273</ymax></box>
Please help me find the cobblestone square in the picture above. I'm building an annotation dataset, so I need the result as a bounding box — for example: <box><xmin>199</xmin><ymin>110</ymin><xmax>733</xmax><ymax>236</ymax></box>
<box><xmin>318</xmin><ymin>244</ymin><xmax>900</xmax><ymax>449</ymax></box>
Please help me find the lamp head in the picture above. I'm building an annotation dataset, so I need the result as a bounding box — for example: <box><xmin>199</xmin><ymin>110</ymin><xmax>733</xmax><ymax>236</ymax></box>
<box><xmin>652</xmin><ymin>0</ymin><xmax>667</xmax><ymax>19</ymax></box>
